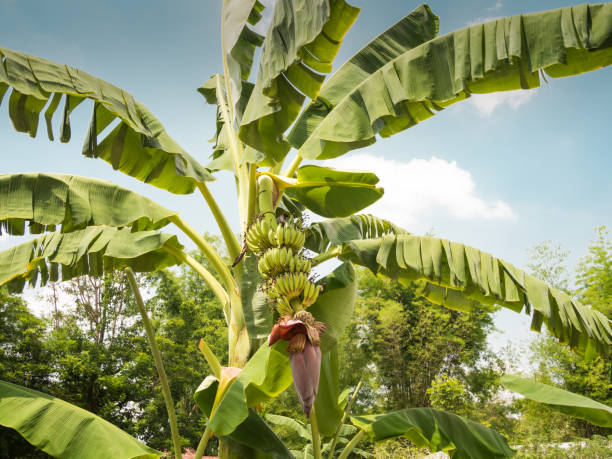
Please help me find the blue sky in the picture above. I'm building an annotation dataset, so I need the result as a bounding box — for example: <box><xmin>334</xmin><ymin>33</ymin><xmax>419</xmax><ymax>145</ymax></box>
<box><xmin>1</xmin><ymin>0</ymin><xmax>611</xmax><ymax>355</ymax></box>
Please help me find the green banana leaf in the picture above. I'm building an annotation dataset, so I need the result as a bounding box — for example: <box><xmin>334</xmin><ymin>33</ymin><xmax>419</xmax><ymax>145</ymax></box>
<box><xmin>294</xmin><ymin>3</ymin><xmax>612</xmax><ymax>160</ymax></box>
<box><xmin>266</xmin><ymin>414</ymin><xmax>360</xmax><ymax>443</ymax></box>
<box><xmin>0</xmin><ymin>226</ymin><xmax>182</xmax><ymax>293</ymax></box>
<box><xmin>309</xmin><ymin>262</ymin><xmax>357</xmax><ymax>352</ymax></box>
<box><xmin>207</xmin><ymin>341</ymin><xmax>292</xmax><ymax>436</ymax></box>
<box><xmin>501</xmin><ymin>375</ymin><xmax>612</xmax><ymax>428</ymax></box>
<box><xmin>265</xmin><ymin>414</ymin><xmax>312</xmax><ymax>441</ymax></box>
<box><xmin>351</xmin><ymin>408</ymin><xmax>515</xmax><ymax>459</ymax></box>
<box><xmin>313</xmin><ymin>347</ymin><xmax>343</xmax><ymax>437</ymax></box>
<box><xmin>265</xmin><ymin>166</ymin><xmax>384</xmax><ymax>218</ymax></box>
<box><xmin>241</xmin><ymin>255</ymin><xmax>274</xmax><ymax>346</ymax></box>
<box><xmin>239</xmin><ymin>0</ymin><xmax>360</xmax><ymax>163</ymax></box>
<box><xmin>289</xmin><ymin>4</ymin><xmax>439</xmax><ymax>150</ymax></box>
<box><xmin>305</xmin><ymin>214</ymin><xmax>407</xmax><ymax>253</ymax></box>
<box><xmin>0</xmin><ymin>380</ymin><xmax>162</xmax><ymax>459</ymax></box>
<box><xmin>0</xmin><ymin>173</ymin><xmax>176</xmax><ymax>236</ymax></box>
<box><xmin>194</xmin><ymin>376</ymin><xmax>294</xmax><ymax>459</ymax></box>
<box><xmin>198</xmin><ymin>74</ymin><xmax>256</xmax><ymax>172</ymax></box>
<box><xmin>312</xmin><ymin>230</ymin><xmax>611</xmax><ymax>357</ymax></box>
<box><xmin>0</xmin><ymin>46</ymin><xmax>213</xmax><ymax>193</ymax></box>
<box><xmin>221</xmin><ymin>0</ymin><xmax>265</xmax><ymax>120</ymax></box>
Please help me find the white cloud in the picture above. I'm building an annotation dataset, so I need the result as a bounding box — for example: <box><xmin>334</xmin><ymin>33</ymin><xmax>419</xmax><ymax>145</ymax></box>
<box><xmin>326</xmin><ymin>155</ymin><xmax>516</xmax><ymax>231</ymax></box>
<box><xmin>488</xmin><ymin>0</ymin><xmax>503</xmax><ymax>12</ymax></box>
<box><xmin>469</xmin><ymin>90</ymin><xmax>536</xmax><ymax>117</ymax></box>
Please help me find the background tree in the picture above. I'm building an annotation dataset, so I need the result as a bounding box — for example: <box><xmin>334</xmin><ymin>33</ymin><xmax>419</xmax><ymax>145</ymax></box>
<box><xmin>0</xmin><ymin>288</ymin><xmax>51</xmax><ymax>458</ymax></box>
<box><xmin>511</xmin><ymin>227</ymin><xmax>612</xmax><ymax>447</ymax></box>
<box><xmin>339</xmin><ymin>269</ymin><xmax>499</xmax><ymax>411</ymax></box>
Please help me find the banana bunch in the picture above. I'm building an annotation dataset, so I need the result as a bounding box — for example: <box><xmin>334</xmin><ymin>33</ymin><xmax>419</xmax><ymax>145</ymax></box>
<box><xmin>258</xmin><ymin>247</ymin><xmax>312</xmax><ymax>278</ymax></box>
<box><xmin>246</xmin><ymin>218</ymin><xmax>275</xmax><ymax>254</ymax></box>
<box><xmin>269</xmin><ymin>223</ymin><xmax>305</xmax><ymax>252</ymax></box>
<box><xmin>246</xmin><ymin>211</ymin><xmax>321</xmax><ymax>316</ymax></box>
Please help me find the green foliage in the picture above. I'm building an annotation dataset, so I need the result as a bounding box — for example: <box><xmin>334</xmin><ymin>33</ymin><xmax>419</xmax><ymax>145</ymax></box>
<box><xmin>0</xmin><ymin>227</ymin><xmax>182</xmax><ymax>293</ymax></box>
<box><xmin>339</xmin><ymin>268</ymin><xmax>498</xmax><ymax>411</ymax></box>
<box><xmin>293</xmin><ymin>4</ymin><xmax>612</xmax><ymax>160</ymax></box>
<box><xmin>0</xmin><ymin>47</ymin><xmax>213</xmax><ymax>194</ymax></box>
<box><xmin>427</xmin><ymin>374</ymin><xmax>473</xmax><ymax>419</ymax></box>
<box><xmin>352</xmin><ymin>408</ymin><xmax>515</xmax><ymax>459</ymax></box>
<box><xmin>576</xmin><ymin>226</ymin><xmax>612</xmax><ymax>317</ymax></box>
<box><xmin>504</xmin><ymin>228</ymin><xmax>612</xmax><ymax>449</ymax></box>
<box><xmin>0</xmin><ymin>380</ymin><xmax>162</xmax><ymax>459</ymax></box>
<box><xmin>0</xmin><ymin>173</ymin><xmax>176</xmax><ymax>236</ymax></box>
<box><xmin>1</xmin><ymin>2</ymin><xmax>612</xmax><ymax>458</ymax></box>
<box><xmin>501</xmin><ymin>375</ymin><xmax>612</xmax><ymax>428</ymax></box>
<box><xmin>0</xmin><ymin>288</ymin><xmax>52</xmax><ymax>458</ymax></box>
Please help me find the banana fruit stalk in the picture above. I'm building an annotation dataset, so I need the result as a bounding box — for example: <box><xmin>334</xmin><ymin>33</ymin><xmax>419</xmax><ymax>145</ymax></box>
<box><xmin>246</xmin><ymin>178</ymin><xmax>325</xmax><ymax>416</ymax></box>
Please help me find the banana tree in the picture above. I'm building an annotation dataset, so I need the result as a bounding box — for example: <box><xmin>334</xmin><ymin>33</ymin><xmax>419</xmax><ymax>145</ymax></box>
<box><xmin>1</xmin><ymin>1</ymin><xmax>611</xmax><ymax>458</ymax></box>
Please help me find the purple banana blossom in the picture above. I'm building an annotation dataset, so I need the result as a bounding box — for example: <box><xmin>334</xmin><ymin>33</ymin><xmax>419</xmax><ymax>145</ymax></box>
<box><xmin>269</xmin><ymin>318</ymin><xmax>323</xmax><ymax>417</ymax></box>
<box><xmin>290</xmin><ymin>341</ymin><xmax>321</xmax><ymax>417</ymax></box>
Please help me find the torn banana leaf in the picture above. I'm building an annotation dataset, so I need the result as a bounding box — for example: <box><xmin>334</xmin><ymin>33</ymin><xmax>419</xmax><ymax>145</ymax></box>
<box><xmin>0</xmin><ymin>46</ymin><xmax>213</xmax><ymax>193</ymax></box>
<box><xmin>294</xmin><ymin>3</ymin><xmax>612</xmax><ymax>160</ymax></box>
<box><xmin>239</xmin><ymin>0</ymin><xmax>360</xmax><ymax>164</ymax></box>
<box><xmin>319</xmin><ymin>231</ymin><xmax>612</xmax><ymax>357</ymax></box>
<box><xmin>0</xmin><ymin>173</ymin><xmax>176</xmax><ymax>235</ymax></box>
<box><xmin>0</xmin><ymin>226</ymin><xmax>182</xmax><ymax>293</ymax></box>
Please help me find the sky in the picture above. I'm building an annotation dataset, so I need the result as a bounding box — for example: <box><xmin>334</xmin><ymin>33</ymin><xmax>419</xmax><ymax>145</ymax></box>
<box><xmin>1</xmin><ymin>0</ymin><xmax>611</xmax><ymax>359</ymax></box>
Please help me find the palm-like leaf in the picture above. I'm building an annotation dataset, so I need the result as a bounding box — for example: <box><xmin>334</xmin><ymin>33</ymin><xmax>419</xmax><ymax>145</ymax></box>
<box><xmin>0</xmin><ymin>47</ymin><xmax>213</xmax><ymax>193</ymax></box>
<box><xmin>293</xmin><ymin>3</ymin><xmax>612</xmax><ymax>160</ymax></box>
<box><xmin>198</xmin><ymin>74</ymin><xmax>256</xmax><ymax>172</ymax></box>
<box><xmin>313</xmin><ymin>230</ymin><xmax>611</xmax><ymax>356</ymax></box>
<box><xmin>305</xmin><ymin>214</ymin><xmax>407</xmax><ymax>253</ymax></box>
<box><xmin>0</xmin><ymin>173</ymin><xmax>176</xmax><ymax>236</ymax></box>
<box><xmin>239</xmin><ymin>0</ymin><xmax>360</xmax><ymax>163</ymax></box>
<box><xmin>0</xmin><ymin>380</ymin><xmax>162</xmax><ymax>459</ymax></box>
<box><xmin>194</xmin><ymin>375</ymin><xmax>294</xmax><ymax>459</ymax></box>
<box><xmin>0</xmin><ymin>226</ymin><xmax>182</xmax><ymax>293</ymax></box>
<box><xmin>221</xmin><ymin>0</ymin><xmax>265</xmax><ymax>120</ymax></box>
<box><xmin>501</xmin><ymin>375</ymin><xmax>612</xmax><ymax>427</ymax></box>
<box><xmin>289</xmin><ymin>4</ymin><xmax>439</xmax><ymax>150</ymax></box>
<box><xmin>265</xmin><ymin>166</ymin><xmax>384</xmax><ymax>217</ymax></box>
<box><xmin>351</xmin><ymin>408</ymin><xmax>514</xmax><ymax>459</ymax></box>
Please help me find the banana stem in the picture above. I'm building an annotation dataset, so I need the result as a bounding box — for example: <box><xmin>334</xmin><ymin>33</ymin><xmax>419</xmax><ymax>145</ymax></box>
<box><xmin>170</xmin><ymin>215</ymin><xmax>237</xmax><ymax>295</ymax></box>
<box><xmin>311</xmin><ymin>246</ymin><xmax>344</xmax><ymax>267</ymax></box>
<box><xmin>283</xmin><ymin>154</ymin><xmax>303</xmax><ymax>177</ymax></box>
<box><xmin>328</xmin><ymin>380</ymin><xmax>363</xmax><ymax>459</ymax></box>
<box><xmin>194</xmin><ymin>425</ymin><xmax>213</xmax><ymax>459</ymax></box>
<box><xmin>125</xmin><ymin>268</ymin><xmax>182</xmax><ymax>459</ymax></box>
<box><xmin>246</xmin><ymin>163</ymin><xmax>258</xmax><ymax>226</ymax></box>
<box><xmin>165</xmin><ymin>246</ymin><xmax>231</xmax><ymax>324</ymax></box>
<box><xmin>337</xmin><ymin>430</ymin><xmax>365</xmax><ymax>459</ymax></box>
<box><xmin>215</xmin><ymin>72</ymin><xmax>249</xmax><ymax>232</ymax></box>
<box><xmin>310</xmin><ymin>406</ymin><xmax>322</xmax><ymax>459</ymax></box>
<box><xmin>197</xmin><ymin>183</ymin><xmax>241</xmax><ymax>267</ymax></box>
